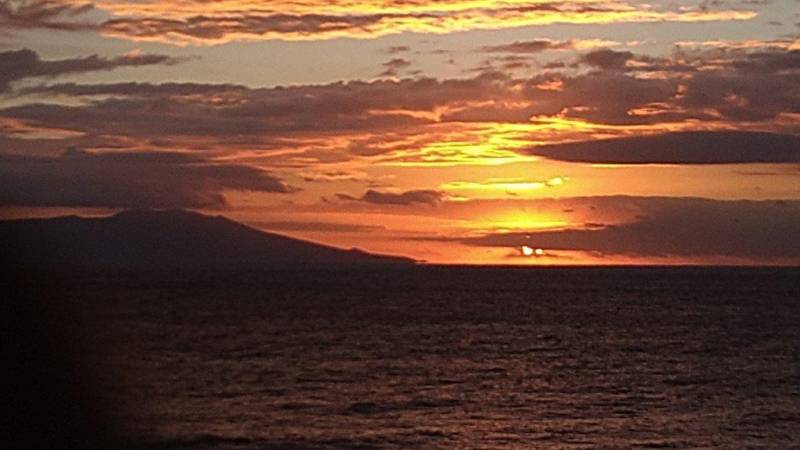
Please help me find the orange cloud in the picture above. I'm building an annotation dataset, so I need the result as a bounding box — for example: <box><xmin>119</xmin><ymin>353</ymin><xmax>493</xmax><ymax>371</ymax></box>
<box><xmin>6</xmin><ymin>44</ymin><xmax>800</xmax><ymax>171</ymax></box>
<box><xmin>675</xmin><ymin>39</ymin><xmax>800</xmax><ymax>51</ymax></box>
<box><xmin>14</xmin><ymin>0</ymin><xmax>758</xmax><ymax>44</ymax></box>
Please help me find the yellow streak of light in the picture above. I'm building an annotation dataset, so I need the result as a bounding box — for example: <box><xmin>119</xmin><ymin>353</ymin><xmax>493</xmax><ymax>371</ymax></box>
<box><xmin>381</xmin><ymin>144</ymin><xmax>537</xmax><ymax>167</ymax></box>
<box><xmin>93</xmin><ymin>1</ymin><xmax>618</xmax><ymax>16</ymax></box>
<box><xmin>378</xmin><ymin>123</ymin><xmax>543</xmax><ymax>167</ymax></box>
<box><xmin>440</xmin><ymin>176</ymin><xmax>568</xmax><ymax>197</ymax></box>
<box><xmin>470</xmin><ymin>211</ymin><xmax>570</xmax><ymax>233</ymax></box>
<box><xmin>362</xmin><ymin>117</ymin><xmax>739</xmax><ymax>168</ymax></box>
<box><xmin>443</xmin><ymin>180</ymin><xmax>547</xmax><ymax>191</ymax></box>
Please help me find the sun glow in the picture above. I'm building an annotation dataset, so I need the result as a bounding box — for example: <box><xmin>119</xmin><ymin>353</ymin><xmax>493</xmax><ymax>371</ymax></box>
<box><xmin>521</xmin><ymin>245</ymin><xmax>545</xmax><ymax>257</ymax></box>
<box><xmin>440</xmin><ymin>176</ymin><xmax>569</xmax><ymax>197</ymax></box>
<box><xmin>475</xmin><ymin>211</ymin><xmax>569</xmax><ymax>233</ymax></box>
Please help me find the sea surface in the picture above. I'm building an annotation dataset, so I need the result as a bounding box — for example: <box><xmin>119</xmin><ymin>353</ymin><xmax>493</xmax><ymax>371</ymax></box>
<box><xmin>14</xmin><ymin>267</ymin><xmax>800</xmax><ymax>449</ymax></box>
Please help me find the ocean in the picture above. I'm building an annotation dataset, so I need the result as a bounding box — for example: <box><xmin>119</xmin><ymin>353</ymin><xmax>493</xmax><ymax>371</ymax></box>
<box><xmin>10</xmin><ymin>267</ymin><xmax>800</xmax><ymax>449</ymax></box>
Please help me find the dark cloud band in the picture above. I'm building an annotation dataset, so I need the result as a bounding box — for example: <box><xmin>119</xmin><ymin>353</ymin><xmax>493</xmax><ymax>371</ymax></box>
<box><xmin>336</xmin><ymin>189</ymin><xmax>445</xmax><ymax>206</ymax></box>
<box><xmin>0</xmin><ymin>148</ymin><xmax>295</xmax><ymax>209</ymax></box>
<box><xmin>529</xmin><ymin>131</ymin><xmax>800</xmax><ymax>165</ymax></box>
<box><xmin>0</xmin><ymin>48</ymin><xmax>184</xmax><ymax>93</ymax></box>
<box><xmin>457</xmin><ymin>196</ymin><xmax>800</xmax><ymax>261</ymax></box>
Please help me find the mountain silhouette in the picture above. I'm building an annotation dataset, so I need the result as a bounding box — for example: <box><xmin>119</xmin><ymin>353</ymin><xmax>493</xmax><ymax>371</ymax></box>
<box><xmin>1</xmin><ymin>209</ymin><xmax>415</xmax><ymax>269</ymax></box>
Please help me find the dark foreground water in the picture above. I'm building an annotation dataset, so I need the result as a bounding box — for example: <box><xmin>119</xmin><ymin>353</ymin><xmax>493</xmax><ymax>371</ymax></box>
<box><xmin>11</xmin><ymin>267</ymin><xmax>800</xmax><ymax>449</ymax></box>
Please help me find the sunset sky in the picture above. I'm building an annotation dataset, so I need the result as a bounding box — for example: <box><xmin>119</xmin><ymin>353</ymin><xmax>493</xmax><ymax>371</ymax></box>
<box><xmin>1</xmin><ymin>0</ymin><xmax>799</xmax><ymax>264</ymax></box>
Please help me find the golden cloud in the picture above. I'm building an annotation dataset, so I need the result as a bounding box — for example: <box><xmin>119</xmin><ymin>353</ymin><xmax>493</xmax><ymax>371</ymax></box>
<box><xmin>23</xmin><ymin>0</ymin><xmax>758</xmax><ymax>44</ymax></box>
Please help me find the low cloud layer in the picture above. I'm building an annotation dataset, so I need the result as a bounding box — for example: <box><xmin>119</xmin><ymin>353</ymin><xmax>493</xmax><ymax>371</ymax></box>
<box><xmin>529</xmin><ymin>131</ymin><xmax>800</xmax><ymax>164</ymax></box>
<box><xmin>253</xmin><ymin>220</ymin><xmax>385</xmax><ymax>233</ymax></box>
<box><xmin>337</xmin><ymin>189</ymin><xmax>445</xmax><ymax>206</ymax></box>
<box><xmin>458</xmin><ymin>196</ymin><xmax>800</xmax><ymax>261</ymax></box>
<box><xmin>0</xmin><ymin>148</ymin><xmax>294</xmax><ymax>208</ymax></box>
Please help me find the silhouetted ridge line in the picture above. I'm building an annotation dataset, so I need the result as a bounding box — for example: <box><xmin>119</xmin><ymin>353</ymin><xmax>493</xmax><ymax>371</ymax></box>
<box><xmin>1</xmin><ymin>209</ymin><xmax>415</xmax><ymax>269</ymax></box>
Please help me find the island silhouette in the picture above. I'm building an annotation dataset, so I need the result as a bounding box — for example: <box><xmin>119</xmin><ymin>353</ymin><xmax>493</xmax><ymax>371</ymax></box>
<box><xmin>1</xmin><ymin>209</ymin><xmax>414</xmax><ymax>269</ymax></box>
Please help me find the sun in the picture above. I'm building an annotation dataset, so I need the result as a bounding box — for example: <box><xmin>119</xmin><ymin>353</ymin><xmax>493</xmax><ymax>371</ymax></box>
<box><xmin>521</xmin><ymin>246</ymin><xmax>545</xmax><ymax>257</ymax></box>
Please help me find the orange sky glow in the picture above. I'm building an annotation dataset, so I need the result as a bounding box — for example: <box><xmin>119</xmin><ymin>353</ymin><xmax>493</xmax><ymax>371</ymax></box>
<box><xmin>1</xmin><ymin>0</ymin><xmax>799</xmax><ymax>265</ymax></box>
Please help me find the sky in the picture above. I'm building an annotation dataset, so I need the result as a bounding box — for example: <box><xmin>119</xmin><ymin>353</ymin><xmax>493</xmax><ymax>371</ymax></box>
<box><xmin>1</xmin><ymin>0</ymin><xmax>799</xmax><ymax>265</ymax></box>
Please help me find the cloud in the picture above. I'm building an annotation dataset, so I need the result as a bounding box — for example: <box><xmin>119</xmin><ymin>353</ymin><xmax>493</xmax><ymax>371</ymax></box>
<box><xmin>528</xmin><ymin>131</ymin><xmax>800</xmax><ymax>164</ymax></box>
<box><xmin>17</xmin><ymin>81</ymin><xmax>249</xmax><ymax>98</ymax></box>
<box><xmin>252</xmin><ymin>220</ymin><xmax>385</xmax><ymax>233</ymax></box>
<box><xmin>456</xmin><ymin>196</ymin><xmax>800</xmax><ymax>261</ymax></box>
<box><xmin>0</xmin><ymin>0</ymin><xmax>95</xmax><ymax>31</ymax></box>
<box><xmin>3</xmin><ymin>69</ymin><xmax>675</xmax><ymax>149</ymax></box>
<box><xmin>4</xmin><ymin>47</ymin><xmax>800</xmax><ymax>167</ymax></box>
<box><xmin>0</xmin><ymin>48</ymin><xmax>184</xmax><ymax>93</ymax></box>
<box><xmin>0</xmin><ymin>0</ymin><xmax>758</xmax><ymax>45</ymax></box>
<box><xmin>379</xmin><ymin>57</ymin><xmax>412</xmax><ymax>77</ymax></box>
<box><xmin>480</xmin><ymin>38</ymin><xmax>618</xmax><ymax>54</ymax></box>
<box><xmin>385</xmin><ymin>45</ymin><xmax>410</xmax><ymax>54</ymax></box>
<box><xmin>336</xmin><ymin>189</ymin><xmax>445</xmax><ymax>206</ymax></box>
<box><xmin>480</xmin><ymin>39</ymin><xmax>574</xmax><ymax>54</ymax></box>
<box><xmin>0</xmin><ymin>147</ymin><xmax>295</xmax><ymax>208</ymax></box>
<box><xmin>440</xmin><ymin>176</ymin><xmax>568</xmax><ymax>195</ymax></box>
<box><xmin>580</xmin><ymin>48</ymin><xmax>635</xmax><ymax>71</ymax></box>
<box><xmin>675</xmin><ymin>39</ymin><xmax>800</xmax><ymax>51</ymax></box>
<box><xmin>579</xmin><ymin>46</ymin><xmax>800</xmax><ymax>77</ymax></box>
<box><xmin>103</xmin><ymin>7</ymin><xmax>756</xmax><ymax>45</ymax></box>
<box><xmin>2</xmin><ymin>73</ymin><xmax>513</xmax><ymax>143</ymax></box>
<box><xmin>300</xmin><ymin>170</ymin><xmax>372</xmax><ymax>183</ymax></box>
<box><xmin>676</xmin><ymin>55</ymin><xmax>800</xmax><ymax>122</ymax></box>
<box><xmin>541</xmin><ymin>47</ymin><xmax>800</xmax><ymax>124</ymax></box>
